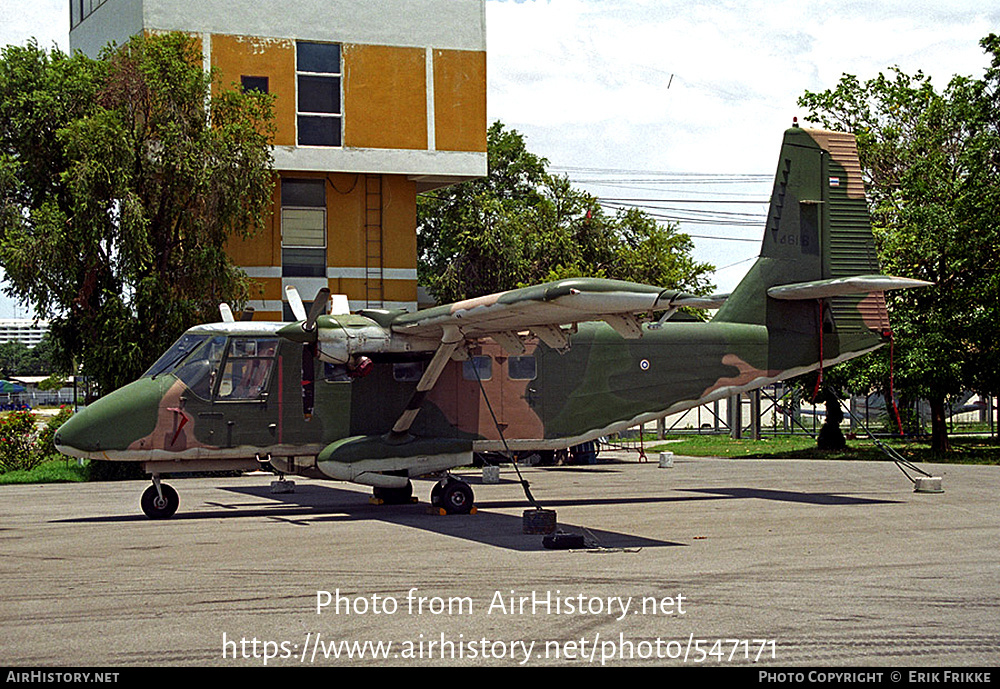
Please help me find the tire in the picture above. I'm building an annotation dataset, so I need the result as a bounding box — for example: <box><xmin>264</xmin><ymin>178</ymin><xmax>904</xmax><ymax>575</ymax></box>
<box><xmin>373</xmin><ymin>481</ymin><xmax>413</xmax><ymax>505</ymax></box>
<box><xmin>141</xmin><ymin>483</ymin><xmax>179</xmax><ymax>519</ymax></box>
<box><xmin>438</xmin><ymin>480</ymin><xmax>474</xmax><ymax>515</ymax></box>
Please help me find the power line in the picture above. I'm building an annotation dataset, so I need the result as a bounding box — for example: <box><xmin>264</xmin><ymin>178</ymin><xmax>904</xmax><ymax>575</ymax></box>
<box><xmin>598</xmin><ymin>197</ymin><xmax>768</xmax><ymax>204</ymax></box>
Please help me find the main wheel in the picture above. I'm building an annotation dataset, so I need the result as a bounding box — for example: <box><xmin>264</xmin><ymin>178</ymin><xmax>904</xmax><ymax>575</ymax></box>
<box><xmin>437</xmin><ymin>479</ymin><xmax>474</xmax><ymax>515</ymax></box>
<box><xmin>141</xmin><ymin>483</ymin><xmax>179</xmax><ymax>519</ymax></box>
<box><xmin>373</xmin><ymin>481</ymin><xmax>413</xmax><ymax>505</ymax></box>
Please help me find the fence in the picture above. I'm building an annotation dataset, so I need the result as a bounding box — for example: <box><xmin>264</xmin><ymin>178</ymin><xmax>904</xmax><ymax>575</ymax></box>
<box><xmin>611</xmin><ymin>387</ymin><xmax>998</xmax><ymax>442</ymax></box>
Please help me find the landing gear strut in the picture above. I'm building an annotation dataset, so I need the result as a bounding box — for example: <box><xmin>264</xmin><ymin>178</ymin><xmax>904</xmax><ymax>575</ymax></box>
<box><xmin>431</xmin><ymin>477</ymin><xmax>475</xmax><ymax>515</ymax></box>
<box><xmin>372</xmin><ymin>480</ymin><xmax>414</xmax><ymax>505</ymax></box>
<box><xmin>141</xmin><ymin>478</ymin><xmax>179</xmax><ymax>519</ymax></box>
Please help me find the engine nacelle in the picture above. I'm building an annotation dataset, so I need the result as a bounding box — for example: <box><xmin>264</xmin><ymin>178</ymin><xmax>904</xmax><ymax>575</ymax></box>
<box><xmin>316</xmin><ymin>315</ymin><xmax>391</xmax><ymax>364</ymax></box>
<box><xmin>309</xmin><ymin>314</ymin><xmax>438</xmax><ymax>364</ymax></box>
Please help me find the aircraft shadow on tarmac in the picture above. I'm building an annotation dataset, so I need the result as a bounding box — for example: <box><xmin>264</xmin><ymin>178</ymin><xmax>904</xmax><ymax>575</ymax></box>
<box><xmin>216</xmin><ymin>481</ymin><xmax>681</xmax><ymax>552</ymax></box>
<box><xmin>677</xmin><ymin>487</ymin><xmax>902</xmax><ymax>506</ymax></box>
<box><xmin>58</xmin><ymin>479</ymin><xmax>900</xmax><ymax>552</ymax></box>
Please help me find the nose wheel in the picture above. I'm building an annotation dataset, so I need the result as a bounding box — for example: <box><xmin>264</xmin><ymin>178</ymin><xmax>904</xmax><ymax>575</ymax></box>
<box><xmin>431</xmin><ymin>477</ymin><xmax>475</xmax><ymax>515</ymax></box>
<box><xmin>141</xmin><ymin>480</ymin><xmax>179</xmax><ymax>519</ymax></box>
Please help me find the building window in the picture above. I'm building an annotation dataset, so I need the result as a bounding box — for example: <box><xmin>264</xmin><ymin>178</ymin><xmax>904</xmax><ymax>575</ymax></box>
<box><xmin>281</xmin><ymin>178</ymin><xmax>326</xmax><ymax>278</ymax></box>
<box><xmin>241</xmin><ymin>76</ymin><xmax>269</xmax><ymax>94</ymax></box>
<box><xmin>393</xmin><ymin>361</ymin><xmax>426</xmax><ymax>383</ymax></box>
<box><xmin>296</xmin><ymin>42</ymin><xmax>342</xmax><ymax>147</ymax></box>
<box><xmin>70</xmin><ymin>0</ymin><xmax>110</xmax><ymax>29</ymax></box>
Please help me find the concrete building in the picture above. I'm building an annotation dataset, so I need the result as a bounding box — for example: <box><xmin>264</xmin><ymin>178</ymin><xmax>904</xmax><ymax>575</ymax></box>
<box><xmin>69</xmin><ymin>0</ymin><xmax>487</xmax><ymax>317</ymax></box>
<box><xmin>0</xmin><ymin>319</ymin><xmax>50</xmax><ymax>348</ymax></box>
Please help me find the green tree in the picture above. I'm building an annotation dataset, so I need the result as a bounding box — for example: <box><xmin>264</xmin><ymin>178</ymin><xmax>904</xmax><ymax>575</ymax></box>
<box><xmin>0</xmin><ymin>33</ymin><xmax>275</xmax><ymax>394</ymax></box>
<box><xmin>0</xmin><ymin>334</ymin><xmax>58</xmax><ymax>377</ymax></box>
<box><xmin>798</xmin><ymin>34</ymin><xmax>1000</xmax><ymax>451</ymax></box>
<box><xmin>0</xmin><ymin>340</ymin><xmax>27</xmax><ymax>378</ymax></box>
<box><xmin>417</xmin><ymin>122</ymin><xmax>714</xmax><ymax>304</ymax></box>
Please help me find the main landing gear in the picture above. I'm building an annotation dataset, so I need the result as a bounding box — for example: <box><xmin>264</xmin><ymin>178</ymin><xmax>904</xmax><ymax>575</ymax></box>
<box><xmin>372</xmin><ymin>481</ymin><xmax>414</xmax><ymax>505</ymax></box>
<box><xmin>430</xmin><ymin>477</ymin><xmax>475</xmax><ymax>515</ymax></box>
<box><xmin>141</xmin><ymin>477</ymin><xmax>179</xmax><ymax>519</ymax></box>
<box><xmin>371</xmin><ymin>476</ymin><xmax>476</xmax><ymax>515</ymax></box>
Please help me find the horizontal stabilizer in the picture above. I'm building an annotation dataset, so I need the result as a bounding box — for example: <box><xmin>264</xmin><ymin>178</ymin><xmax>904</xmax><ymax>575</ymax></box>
<box><xmin>767</xmin><ymin>275</ymin><xmax>931</xmax><ymax>301</ymax></box>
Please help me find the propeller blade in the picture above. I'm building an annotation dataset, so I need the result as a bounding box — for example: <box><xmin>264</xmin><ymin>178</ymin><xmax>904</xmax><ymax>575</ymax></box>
<box><xmin>329</xmin><ymin>293</ymin><xmax>351</xmax><ymax>315</ymax></box>
<box><xmin>302</xmin><ymin>343</ymin><xmax>315</xmax><ymax>420</ymax></box>
<box><xmin>304</xmin><ymin>288</ymin><xmax>330</xmax><ymax>331</ymax></box>
<box><xmin>285</xmin><ymin>285</ymin><xmax>307</xmax><ymax>321</ymax></box>
<box><xmin>219</xmin><ymin>303</ymin><xmax>235</xmax><ymax>323</ymax></box>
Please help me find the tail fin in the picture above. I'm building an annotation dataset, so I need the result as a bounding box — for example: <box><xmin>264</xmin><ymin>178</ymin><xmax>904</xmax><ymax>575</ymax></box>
<box><xmin>714</xmin><ymin>126</ymin><xmax>928</xmax><ymax>368</ymax></box>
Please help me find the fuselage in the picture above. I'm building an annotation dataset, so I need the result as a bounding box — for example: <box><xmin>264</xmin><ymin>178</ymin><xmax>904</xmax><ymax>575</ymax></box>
<box><xmin>54</xmin><ymin>314</ymin><xmax>868</xmax><ymax>477</ymax></box>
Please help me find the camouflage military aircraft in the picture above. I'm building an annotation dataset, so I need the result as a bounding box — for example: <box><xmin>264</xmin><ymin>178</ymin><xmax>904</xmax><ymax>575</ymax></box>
<box><xmin>54</xmin><ymin>125</ymin><xmax>929</xmax><ymax>518</ymax></box>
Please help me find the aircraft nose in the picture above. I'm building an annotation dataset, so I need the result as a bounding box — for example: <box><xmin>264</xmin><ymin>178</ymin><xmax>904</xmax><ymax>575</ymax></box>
<box><xmin>53</xmin><ymin>408</ymin><xmax>103</xmax><ymax>458</ymax></box>
<box><xmin>54</xmin><ymin>378</ymin><xmax>164</xmax><ymax>458</ymax></box>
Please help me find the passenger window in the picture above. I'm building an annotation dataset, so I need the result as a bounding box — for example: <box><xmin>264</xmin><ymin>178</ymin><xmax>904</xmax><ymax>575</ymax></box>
<box><xmin>508</xmin><ymin>355</ymin><xmax>536</xmax><ymax>381</ymax></box>
<box><xmin>462</xmin><ymin>356</ymin><xmax>492</xmax><ymax>382</ymax></box>
<box><xmin>393</xmin><ymin>361</ymin><xmax>425</xmax><ymax>382</ymax></box>
<box><xmin>215</xmin><ymin>338</ymin><xmax>279</xmax><ymax>400</ymax></box>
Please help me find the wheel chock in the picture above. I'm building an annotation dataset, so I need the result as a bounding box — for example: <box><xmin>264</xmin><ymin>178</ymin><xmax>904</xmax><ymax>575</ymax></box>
<box><xmin>426</xmin><ymin>505</ymin><xmax>478</xmax><ymax>516</ymax></box>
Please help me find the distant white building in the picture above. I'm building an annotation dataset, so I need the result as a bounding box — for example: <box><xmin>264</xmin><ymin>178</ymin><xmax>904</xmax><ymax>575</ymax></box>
<box><xmin>0</xmin><ymin>320</ymin><xmax>49</xmax><ymax>348</ymax></box>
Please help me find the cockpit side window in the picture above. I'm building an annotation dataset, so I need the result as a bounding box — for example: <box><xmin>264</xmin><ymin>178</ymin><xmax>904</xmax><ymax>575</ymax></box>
<box><xmin>174</xmin><ymin>336</ymin><xmax>227</xmax><ymax>399</ymax></box>
<box><xmin>214</xmin><ymin>337</ymin><xmax>280</xmax><ymax>401</ymax></box>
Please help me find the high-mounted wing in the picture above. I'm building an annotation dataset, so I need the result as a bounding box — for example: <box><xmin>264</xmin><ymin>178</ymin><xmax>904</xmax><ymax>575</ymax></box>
<box><xmin>383</xmin><ymin>277</ymin><xmax>725</xmax><ymax>437</ymax></box>
<box><xmin>390</xmin><ymin>278</ymin><xmax>726</xmax><ymax>352</ymax></box>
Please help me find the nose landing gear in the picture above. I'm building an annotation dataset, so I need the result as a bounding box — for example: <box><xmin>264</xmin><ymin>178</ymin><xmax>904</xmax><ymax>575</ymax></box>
<box><xmin>140</xmin><ymin>477</ymin><xmax>179</xmax><ymax>519</ymax></box>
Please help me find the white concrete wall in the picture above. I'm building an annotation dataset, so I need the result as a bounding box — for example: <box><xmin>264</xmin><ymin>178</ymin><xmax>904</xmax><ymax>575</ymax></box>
<box><xmin>71</xmin><ymin>0</ymin><xmax>486</xmax><ymax>56</ymax></box>
<box><xmin>69</xmin><ymin>0</ymin><xmax>144</xmax><ymax>56</ymax></box>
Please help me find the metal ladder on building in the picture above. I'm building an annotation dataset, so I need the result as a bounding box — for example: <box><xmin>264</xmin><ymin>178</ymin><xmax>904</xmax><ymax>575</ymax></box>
<box><xmin>364</xmin><ymin>174</ymin><xmax>384</xmax><ymax>309</ymax></box>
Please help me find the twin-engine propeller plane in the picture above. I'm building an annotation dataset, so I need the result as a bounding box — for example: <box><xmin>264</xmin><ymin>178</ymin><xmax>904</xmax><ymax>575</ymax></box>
<box><xmin>55</xmin><ymin>126</ymin><xmax>929</xmax><ymax>519</ymax></box>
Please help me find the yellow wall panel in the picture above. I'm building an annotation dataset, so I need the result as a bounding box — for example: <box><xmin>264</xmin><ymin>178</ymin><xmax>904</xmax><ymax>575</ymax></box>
<box><xmin>324</xmin><ymin>172</ymin><xmax>366</xmax><ymax>269</ymax></box>
<box><xmin>248</xmin><ymin>277</ymin><xmax>283</xmax><ymax>301</ymax></box>
<box><xmin>210</xmin><ymin>34</ymin><xmax>296</xmax><ymax>146</ymax></box>
<box><xmin>225</xmin><ymin>177</ymin><xmax>280</xmax><ymax>266</ymax></box>
<box><xmin>343</xmin><ymin>44</ymin><xmax>427</xmax><ymax>150</ymax></box>
<box><xmin>383</xmin><ymin>279</ymin><xmax>418</xmax><ymax>303</ymax></box>
<box><xmin>332</xmin><ymin>278</ymin><xmax>415</xmax><ymax>303</ymax></box>
<box><xmin>381</xmin><ymin>176</ymin><xmax>417</xmax><ymax>269</ymax></box>
<box><xmin>433</xmin><ymin>49</ymin><xmax>486</xmax><ymax>152</ymax></box>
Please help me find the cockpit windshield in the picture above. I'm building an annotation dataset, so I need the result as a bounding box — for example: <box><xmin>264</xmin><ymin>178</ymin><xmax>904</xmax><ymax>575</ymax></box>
<box><xmin>143</xmin><ymin>334</ymin><xmax>210</xmax><ymax>379</ymax></box>
<box><xmin>142</xmin><ymin>332</ymin><xmax>278</xmax><ymax>401</ymax></box>
<box><xmin>142</xmin><ymin>333</ymin><xmax>228</xmax><ymax>399</ymax></box>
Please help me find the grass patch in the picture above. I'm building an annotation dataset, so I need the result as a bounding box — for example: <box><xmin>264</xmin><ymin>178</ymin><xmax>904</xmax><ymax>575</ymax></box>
<box><xmin>0</xmin><ymin>458</ymin><xmax>90</xmax><ymax>484</ymax></box>
<box><xmin>650</xmin><ymin>434</ymin><xmax>1000</xmax><ymax>465</ymax></box>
